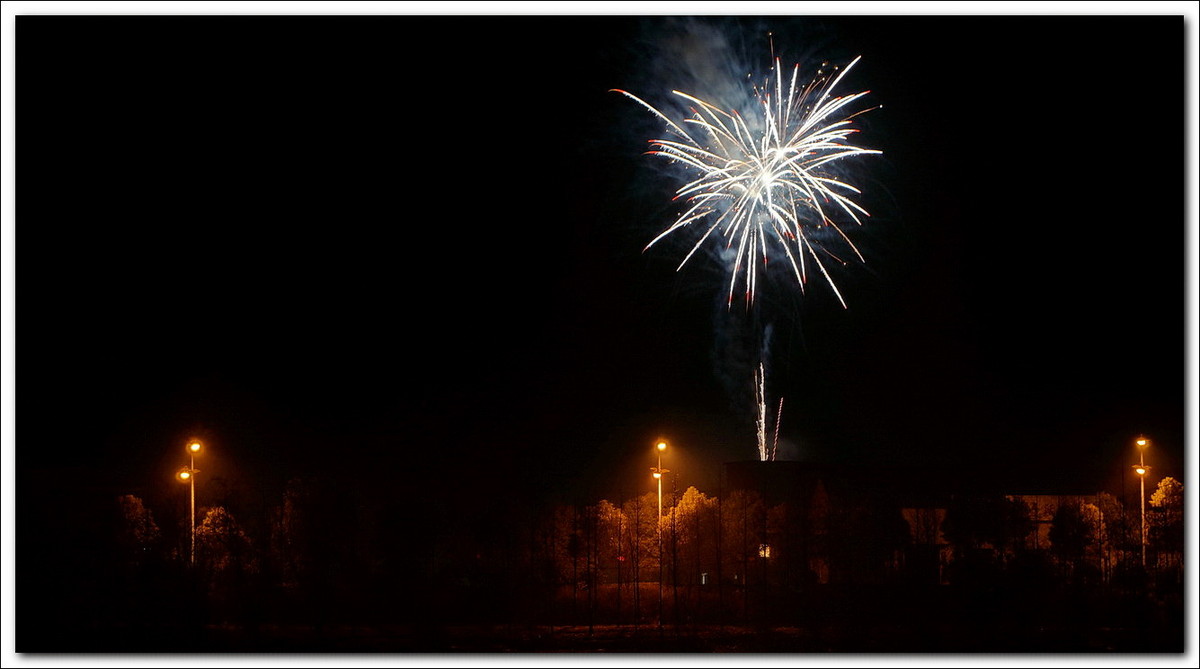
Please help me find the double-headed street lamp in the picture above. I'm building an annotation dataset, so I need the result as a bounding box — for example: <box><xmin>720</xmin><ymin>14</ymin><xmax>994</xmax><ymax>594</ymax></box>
<box><xmin>1132</xmin><ymin>436</ymin><xmax>1151</xmax><ymax>569</ymax></box>
<box><xmin>650</xmin><ymin>440</ymin><xmax>669</xmax><ymax>628</ymax></box>
<box><xmin>176</xmin><ymin>439</ymin><xmax>203</xmax><ymax>565</ymax></box>
<box><xmin>651</xmin><ymin>441</ymin><xmax>669</xmax><ymax>524</ymax></box>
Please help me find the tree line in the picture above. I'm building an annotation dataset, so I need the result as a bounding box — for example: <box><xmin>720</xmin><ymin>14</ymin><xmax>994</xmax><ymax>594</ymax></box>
<box><xmin>107</xmin><ymin>473</ymin><xmax>1184</xmax><ymax>632</ymax></box>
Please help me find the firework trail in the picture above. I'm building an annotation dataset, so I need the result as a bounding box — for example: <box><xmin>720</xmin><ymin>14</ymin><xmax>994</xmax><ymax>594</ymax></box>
<box><xmin>755</xmin><ymin>366</ymin><xmax>786</xmax><ymax>462</ymax></box>
<box><xmin>754</xmin><ymin>362</ymin><xmax>768</xmax><ymax>461</ymax></box>
<box><xmin>613</xmin><ymin>56</ymin><xmax>880</xmax><ymax>307</ymax></box>
<box><xmin>771</xmin><ymin>397</ymin><xmax>784</xmax><ymax>461</ymax></box>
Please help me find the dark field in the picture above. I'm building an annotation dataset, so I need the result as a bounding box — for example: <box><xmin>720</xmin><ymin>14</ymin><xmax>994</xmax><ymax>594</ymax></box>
<box><xmin>29</xmin><ymin>582</ymin><xmax>1184</xmax><ymax>654</ymax></box>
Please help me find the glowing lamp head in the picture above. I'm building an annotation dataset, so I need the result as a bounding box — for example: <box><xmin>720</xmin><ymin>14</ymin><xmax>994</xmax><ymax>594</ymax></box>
<box><xmin>188</xmin><ymin>441</ymin><xmax>202</xmax><ymax>454</ymax></box>
<box><xmin>1136</xmin><ymin>437</ymin><xmax>1149</xmax><ymax>448</ymax></box>
<box><xmin>1134</xmin><ymin>466</ymin><xmax>1148</xmax><ymax>476</ymax></box>
<box><xmin>177</xmin><ymin>470</ymin><xmax>192</xmax><ymax>482</ymax></box>
<box><xmin>657</xmin><ymin>442</ymin><xmax>667</xmax><ymax>452</ymax></box>
<box><xmin>652</xmin><ymin>471</ymin><xmax>662</xmax><ymax>479</ymax></box>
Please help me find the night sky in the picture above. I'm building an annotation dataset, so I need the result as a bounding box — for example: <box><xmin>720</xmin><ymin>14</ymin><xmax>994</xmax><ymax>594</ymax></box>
<box><xmin>17</xmin><ymin>13</ymin><xmax>1187</xmax><ymax>514</ymax></box>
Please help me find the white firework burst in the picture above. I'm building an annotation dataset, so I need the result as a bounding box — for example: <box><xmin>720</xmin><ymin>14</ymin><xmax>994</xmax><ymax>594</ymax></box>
<box><xmin>614</xmin><ymin>56</ymin><xmax>881</xmax><ymax>307</ymax></box>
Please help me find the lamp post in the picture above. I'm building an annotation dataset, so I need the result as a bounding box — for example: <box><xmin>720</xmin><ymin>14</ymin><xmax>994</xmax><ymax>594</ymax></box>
<box><xmin>650</xmin><ymin>440</ymin><xmax>668</xmax><ymax>628</ymax></box>
<box><xmin>176</xmin><ymin>439</ymin><xmax>203</xmax><ymax>565</ymax></box>
<box><xmin>1133</xmin><ymin>436</ymin><xmax>1151</xmax><ymax>569</ymax></box>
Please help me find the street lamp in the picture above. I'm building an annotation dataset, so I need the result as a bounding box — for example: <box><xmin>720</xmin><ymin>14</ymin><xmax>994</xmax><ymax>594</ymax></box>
<box><xmin>652</xmin><ymin>441</ymin><xmax>668</xmax><ymax>514</ymax></box>
<box><xmin>1133</xmin><ymin>436</ymin><xmax>1151</xmax><ymax>569</ymax></box>
<box><xmin>650</xmin><ymin>440</ymin><xmax>669</xmax><ymax>628</ymax></box>
<box><xmin>176</xmin><ymin>439</ymin><xmax>203</xmax><ymax>565</ymax></box>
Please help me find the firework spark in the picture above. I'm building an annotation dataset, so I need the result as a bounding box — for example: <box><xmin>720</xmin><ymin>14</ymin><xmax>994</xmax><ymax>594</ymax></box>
<box><xmin>771</xmin><ymin>397</ymin><xmax>784</xmax><ymax>461</ymax></box>
<box><xmin>614</xmin><ymin>56</ymin><xmax>880</xmax><ymax>307</ymax></box>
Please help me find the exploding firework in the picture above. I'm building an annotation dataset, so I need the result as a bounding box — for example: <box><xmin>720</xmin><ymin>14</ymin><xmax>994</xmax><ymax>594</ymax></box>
<box><xmin>613</xmin><ymin>56</ymin><xmax>880</xmax><ymax>307</ymax></box>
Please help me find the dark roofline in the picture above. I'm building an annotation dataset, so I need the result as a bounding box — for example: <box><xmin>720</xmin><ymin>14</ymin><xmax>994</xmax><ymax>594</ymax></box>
<box><xmin>722</xmin><ymin>460</ymin><xmax>1109</xmax><ymax>506</ymax></box>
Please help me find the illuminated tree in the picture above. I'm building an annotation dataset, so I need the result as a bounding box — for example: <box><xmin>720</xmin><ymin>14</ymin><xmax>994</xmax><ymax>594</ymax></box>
<box><xmin>195</xmin><ymin>505</ymin><xmax>255</xmax><ymax>575</ymax></box>
<box><xmin>668</xmin><ymin>486</ymin><xmax>719</xmax><ymax>622</ymax></box>
<box><xmin>596</xmin><ymin>499</ymin><xmax>628</xmax><ymax>618</ymax></box>
<box><xmin>673</xmin><ymin>486</ymin><xmax>718</xmax><ymax>584</ymax></box>
<box><xmin>596</xmin><ymin>500</ymin><xmax>626</xmax><ymax>579</ymax></box>
<box><xmin>1149</xmin><ymin>477</ymin><xmax>1183</xmax><ymax>524</ymax></box>
<box><xmin>621</xmin><ymin>492</ymin><xmax>658</xmax><ymax>623</ymax></box>
<box><xmin>1149</xmin><ymin>477</ymin><xmax>1183</xmax><ymax>574</ymax></box>
<box><xmin>623</xmin><ymin>492</ymin><xmax>659</xmax><ymax>579</ymax></box>
<box><xmin>195</xmin><ymin>505</ymin><xmax>258</xmax><ymax>622</ymax></box>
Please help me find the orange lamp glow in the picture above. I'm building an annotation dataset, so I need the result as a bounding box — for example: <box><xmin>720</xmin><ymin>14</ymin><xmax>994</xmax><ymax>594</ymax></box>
<box><xmin>1134</xmin><ymin>466</ymin><xmax>1148</xmax><ymax>476</ymax></box>
<box><xmin>656</xmin><ymin>441</ymin><xmax>667</xmax><ymax>452</ymax></box>
<box><xmin>177</xmin><ymin>470</ymin><xmax>191</xmax><ymax>481</ymax></box>
<box><xmin>188</xmin><ymin>440</ymin><xmax>202</xmax><ymax>453</ymax></box>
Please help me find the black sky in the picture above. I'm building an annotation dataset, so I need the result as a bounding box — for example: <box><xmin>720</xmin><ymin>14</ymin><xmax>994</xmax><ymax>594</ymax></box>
<box><xmin>17</xmin><ymin>14</ymin><xmax>1187</xmax><ymax>507</ymax></box>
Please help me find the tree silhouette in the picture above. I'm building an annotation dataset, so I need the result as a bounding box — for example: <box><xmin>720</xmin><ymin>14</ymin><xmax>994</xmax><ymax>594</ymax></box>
<box><xmin>115</xmin><ymin>494</ymin><xmax>161</xmax><ymax>569</ymax></box>
<box><xmin>943</xmin><ymin>494</ymin><xmax>1031</xmax><ymax>557</ymax></box>
<box><xmin>1094</xmin><ymin>492</ymin><xmax>1131</xmax><ymax>580</ymax></box>
<box><xmin>1049</xmin><ymin>500</ymin><xmax>1093</xmax><ymax>580</ymax></box>
<box><xmin>942</xmin><ymin>494</ymin><xmax>1029</xmax><ymax>587</ymax></box>
<box><xmin>272</xmin><ymin>477</ymin><xmax>366</xmax><ymax>626</ymax></box>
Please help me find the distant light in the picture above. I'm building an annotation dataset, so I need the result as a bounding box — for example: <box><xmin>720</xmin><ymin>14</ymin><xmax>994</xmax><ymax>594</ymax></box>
<box><xmin>177</xmin><ymin>470</ymin><xmax>191</xmax><ymax>481</ymax></box>
<box><xmin>657</xmin><ymin>442</ymin><xmax>667</xmax><ymax>452</ymax></box>
<box><xmin>188</xmin><ymin>441</ymin><xmax>202</xmax><ymax>453</ymax></box>
<box><xmin>758</xmin><ymin>544</ymin><xmax>771</xmax><ymax>559</ymax></box>
<box><xmin>1134</xmin><ymin>466</ymin><xmax>1148</xmax><ymax>476</ymax></box>
<box><xmin>652</xmin><ymin>472</ymin><xmax>662</xmax><ymax>479</ymax></box>
<box><xmin>1136</xmin><ymin>438</ymin><xmax>1149</xmax><ymax>447</ymax></box>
